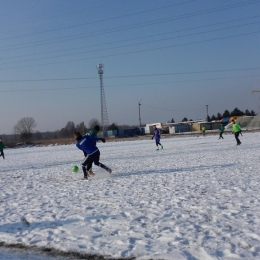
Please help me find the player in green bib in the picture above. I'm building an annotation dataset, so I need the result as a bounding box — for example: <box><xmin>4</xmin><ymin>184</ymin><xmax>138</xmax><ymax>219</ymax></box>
<box><xmin>232</xmin><ymin>121</ymin><xmax>242</xmax><ymax>145</ymax></box>
<box><xmin>219</xmin><ymin>124</ymin><xmax>225</xmax><ymax>139</ymax></box>
<box><xmin>0</xmin><ymin>138</ymin><xmax>5</xmax><ymax>159</ymax></box>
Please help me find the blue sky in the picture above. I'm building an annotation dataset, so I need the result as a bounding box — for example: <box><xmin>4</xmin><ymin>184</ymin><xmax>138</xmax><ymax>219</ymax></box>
<box><xmin>1</xmin><ymin>0</ymin><xmax>260</xmax><ymax>134</ymax></box>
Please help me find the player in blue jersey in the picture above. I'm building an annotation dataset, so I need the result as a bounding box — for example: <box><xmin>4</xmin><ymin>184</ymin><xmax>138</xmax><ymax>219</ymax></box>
<box><xmin>74</xmin><ymin>131</ymin><xmax>112</xmax><ymax>180</ymax></box>
<box><xmin>84</xmin><ymin>125</ymin><xmax>100</xmax><ymax>176</ymax></box>
<box><xmin>151</xmin><ymin>125</ymin><xmax>163</xmax><ymax>150</ymax></box>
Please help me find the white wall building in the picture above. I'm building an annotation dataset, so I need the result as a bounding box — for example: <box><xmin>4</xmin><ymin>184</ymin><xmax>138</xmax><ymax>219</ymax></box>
<box><xmin>145</xmin><ymin>123</ymin><xmax>162</xmax><ymax>134</ymax></box>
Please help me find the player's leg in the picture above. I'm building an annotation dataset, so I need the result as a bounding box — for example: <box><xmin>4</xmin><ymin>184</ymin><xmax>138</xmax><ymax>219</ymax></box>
<box><xmin>88</xmin><ymin>161</ymin><xmax>95</xmax><ymax>176</ymax></box>
<box><xmin>234</xmin><ymin>133</ymin><xmax>241</xmax><ymax>145</ymax></box>
<box><xmin>157</xmin><ymin>141</ymin><xmax>163</xmax><ymax>149</ymax></box>
<box><xmin>82</xmin><ymin>151</ymin><xmax>93</xmax><ymax>176</ymax></box>
<box><xmin>93</xmin><ymin>150</ymin><xmax>112</xmax><ymax>173</ymax></box>
<box><xmin>82</xmin><ymin>155</ymin><xmax>93</xmax><ymax>178</ymax></box>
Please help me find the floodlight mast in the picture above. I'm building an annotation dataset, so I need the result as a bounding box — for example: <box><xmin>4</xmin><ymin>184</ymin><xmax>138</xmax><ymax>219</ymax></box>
<box><xmin>96</xmin><ymin>64</ymin><xmax>109</xmax><ymax>132</ymax></box>
<box><xmin>252</xmin><ymin>90</ymin><xmax>260</xmax><ymax>114</ymax></box>
<box><xmin>139</xmin><ymin>99</ymin><xmax>142</xmax><ymax>128</ymax></box>
<box><xmin>206</xmin><ymin>105</ymin><xmax>209</xmax><ymax>122</ymax></box>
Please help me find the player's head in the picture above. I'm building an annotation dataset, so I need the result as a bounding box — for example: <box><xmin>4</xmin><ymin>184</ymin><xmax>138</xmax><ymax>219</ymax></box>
<box><xmin>153</xmin><ymin>125</ymin><xmax>157</xmax><ymax>128</ymax></box>
<box><xmin>94</xmin><ymin>125</ymin><xmax>100</xmax><ymax>131</ymax></box>
<box><xmin>74</xmin><ymin>131</ymin><xmax>82</xmax><ymax>139</ymax></box>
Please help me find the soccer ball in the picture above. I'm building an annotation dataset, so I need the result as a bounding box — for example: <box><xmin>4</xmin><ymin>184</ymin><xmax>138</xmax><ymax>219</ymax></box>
<box><xmin>72</xmin><ymin>166</ymin><xmax>79</xmax><ymax>172</ymax></box>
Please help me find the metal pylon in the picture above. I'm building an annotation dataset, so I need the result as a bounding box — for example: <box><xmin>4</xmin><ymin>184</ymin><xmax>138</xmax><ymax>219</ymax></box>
<box><xmin>97</xmin><ymin>64</ymin><xmax>109</xmax><ymax>131</ymax></box>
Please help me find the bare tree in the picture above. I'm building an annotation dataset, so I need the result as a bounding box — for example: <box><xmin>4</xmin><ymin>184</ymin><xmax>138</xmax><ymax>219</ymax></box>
<box><xmin>65</xmin><ymin>121</ymin><xmax>76</xmax><ymax>136</ymax></box>
<box><xmin>107</xmin><ymin>123</ymin><xmax>119</xmax><ymax>131</ymax></box>
<box><xmin>76</xmin><ymin>122</ymin><xmax>87</xmax><ymax>135</ymax></box>
<box><xmin>14</xmin><ymin>117</ymin><xmax>37</xmax><ymax>141</ymax></box>
<box><xmin>88</xmin><ymin>118</ymin><xmax>100</xmax><ymax>129</ymax></box>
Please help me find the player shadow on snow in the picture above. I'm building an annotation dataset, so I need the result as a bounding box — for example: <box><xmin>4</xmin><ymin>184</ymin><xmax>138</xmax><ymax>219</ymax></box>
<box><xmin>0</xmin><ymin>219</ymin><xmax>78</xmax><ymax>234</ymax></box>
<box><xmin>114</xmin><ymin>163</ymin><xmax>236</xmax><ymax>179</ymax></box>
<box><xmin>0</xmin><ymin>215</ymin><xmax>123</xmax><ymax>234</ymax></box>
<box><xmin>1</xmin><ymin>160</ymin><xmax>82</xmax><ymax>173</ymax></box>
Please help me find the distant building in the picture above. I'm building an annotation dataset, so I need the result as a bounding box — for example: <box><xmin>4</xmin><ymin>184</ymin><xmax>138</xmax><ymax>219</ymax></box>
<box><xmin>167</xmin><ymin>120</ymin><xmax>204</xmax><ymax>134</ymax></box>
<box><xmin>225</xmin><ymin>116</ymin><xmax>260</xmax><ymax>130</ymax></box>
<box><xmin>144</xmin><ymin>123</ymin><xmax>162</xmax><ymax>134</ymax></box>
<box><xmin>103</xmin><ymin>128</ymin><xmax>141</xmax><ymax>138</ymax></box>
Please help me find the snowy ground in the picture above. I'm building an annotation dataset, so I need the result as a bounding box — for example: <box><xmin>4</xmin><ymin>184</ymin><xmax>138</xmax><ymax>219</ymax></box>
<box><xmin>0</xmin><ymin>132</ymin><xmax>260</xmax><ymax>260</ymax></box>
<box><xmin>0</xmin><ymin>246</ymin><xmax>78</xmax><ymax>260</ymax></box>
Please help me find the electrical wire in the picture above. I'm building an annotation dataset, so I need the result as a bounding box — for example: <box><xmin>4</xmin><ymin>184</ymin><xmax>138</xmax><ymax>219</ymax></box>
<box><xmin>1</xmin><ymin>67</ymin><xmax>260</xmax><ymax>82</ymax></box>
<box><xmin>1</xmin><ymin>14</ymin><xmax>259</xmax><ymax>60</ymax></box>
<box><xmin>0</xmin><ymin>0</ymin><xmax>258</xmax><ymax>51</ymax></box>
<box><xmin>0</xmin><ymin>0</ymin><xmax>122</xmax><ymax>31</ymax></box>
<box><xmin>141</xmin><ymin>104</ymin><xmax>205</xmax><ymax>112</ymax></box>
<box><xmin>0</xmin><ymin>29</ymin><xmax>259</xmax><ymax>71</ymax></box>
<box><xmin>1</xmin><ymin>20</ymin><xmax>260</xmax><ymax>66</ymax></box>
<box><xmin>1</xmin><ymin>74</ymin><xmax>259</xmax><ymax>92</ymax></box>
<box><xmin>0</xmin><ymin>0</ymin><xmax>195</xmax><ymax>41</ymax></box>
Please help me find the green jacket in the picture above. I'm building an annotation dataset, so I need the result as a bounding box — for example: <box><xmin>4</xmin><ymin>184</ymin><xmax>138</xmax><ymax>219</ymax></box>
<box><xmin>0</xmin><ymin>141</ymin><xmax>5</xmax><ymax>150</ymax></box>
<box><xmin>219</xmin><ymin>125</ymin><xmax>225</xmax><ymax>132</ymax></box>
<box><xmin>85</xmin><ymin>129</ymin><xmax>98</xmax><ymax>137</ymax></box>
<box><xmin>232</xmin><ymin>123</ymin><xmax>241</xmax><ymax>133</ymax></box>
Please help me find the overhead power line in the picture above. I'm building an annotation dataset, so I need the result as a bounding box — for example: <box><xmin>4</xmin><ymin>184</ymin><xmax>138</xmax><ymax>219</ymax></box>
<box><xmin>142</xmin><ymin>104</ymin><xmax>205</xmax><ymax>112</ymax></box>
<box><xmin>0</xmin><ymin>0</ymin><xmax>195</xmax><ymax>41</ymax></box>
<box><xmin>1</xmin><ymin>14</ymin><xmax>259</xmax><ymax>60</ymax></box>
<box><xmin>0</xmin><ymin>74</ymin><xmax>260</xmax><ymax>93</ymax></box>
<box><xmin>0</xmin><ymin>0</ymin><xmax>122</xmax><ymax>30</ymax></box>
<box><xmin>1</xmin><ymin>67</ymin><xmax>260</xmax><ymax>83</ymax></box>
<box><xmin>0</xmin><ymin>29</ymin><xmax>259</xmax><ymax>71</ymax></box>
<box><xmin>1</xmin><ymin>20</ymin><xmax>259</xmax><ymax>66</ymax></box>
<box><xmin>0</xmin><ymin>0</ymin><xmax>259</xmax><ymax>51</ymax></box>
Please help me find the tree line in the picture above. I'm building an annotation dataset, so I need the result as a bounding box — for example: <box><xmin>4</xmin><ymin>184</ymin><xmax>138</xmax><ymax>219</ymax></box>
<box><xmin>169</xmin><ymin>107</ymin><xmax>256</xmax><ymax>123</ymax></box>
<box><xmin>8</xmin><ymin>117</ymin><xmax>136</xmax><ymax>142</ymax></box>
<box><xmin>2</xmin><ymin>107</ymin><xmax>257</xmax><ymax>143</ymax></box>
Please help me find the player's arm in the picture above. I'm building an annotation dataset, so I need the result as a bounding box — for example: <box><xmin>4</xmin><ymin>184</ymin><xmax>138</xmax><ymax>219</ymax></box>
<box><xmin>92</xmin><ymin>137</ymin><xmax>106</xmax><ymax>143</ymax></box>
<box><xmin>76</xmin><ymin>143</ymin><xmax>84</xmax><ymax>151</ymax></box>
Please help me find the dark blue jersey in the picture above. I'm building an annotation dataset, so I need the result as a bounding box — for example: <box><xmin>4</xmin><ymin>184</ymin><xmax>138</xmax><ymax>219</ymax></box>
<box><xmin>76</xmin><ymin>135</ymin><xmax>103</xmax><ymax>155</ymax></box>
<box><xmin>152</xmin><ymin>128</ymin><xmax>161</xmax><ymax>140</ymax></box>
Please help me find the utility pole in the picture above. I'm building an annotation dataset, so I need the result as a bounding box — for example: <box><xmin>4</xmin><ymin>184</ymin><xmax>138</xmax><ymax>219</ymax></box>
<box><xmin>252</xmin><ymin>90</ymin><xmax>260</xmax><ymax>115</ymax></box>
<box><xmin>206</xmin><ymin>105</ymin><xmax>209</xmax><ymax>122</ymax></box>
<box><xmin>138</xmin><ymin>99</ymin><xmax>142</xmax><ymax>128</ymax></box>
<box><xmin>96</xmin><ymin>64</ymin><xmax>109</xmax><ymax>132</ymax></box>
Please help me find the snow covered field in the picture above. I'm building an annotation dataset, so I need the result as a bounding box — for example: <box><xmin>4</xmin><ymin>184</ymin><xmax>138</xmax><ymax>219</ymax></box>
<box><xmin>0</xmin><ymin>132</ymin><xmax>260</xmax><ymax>260</ymax></box>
